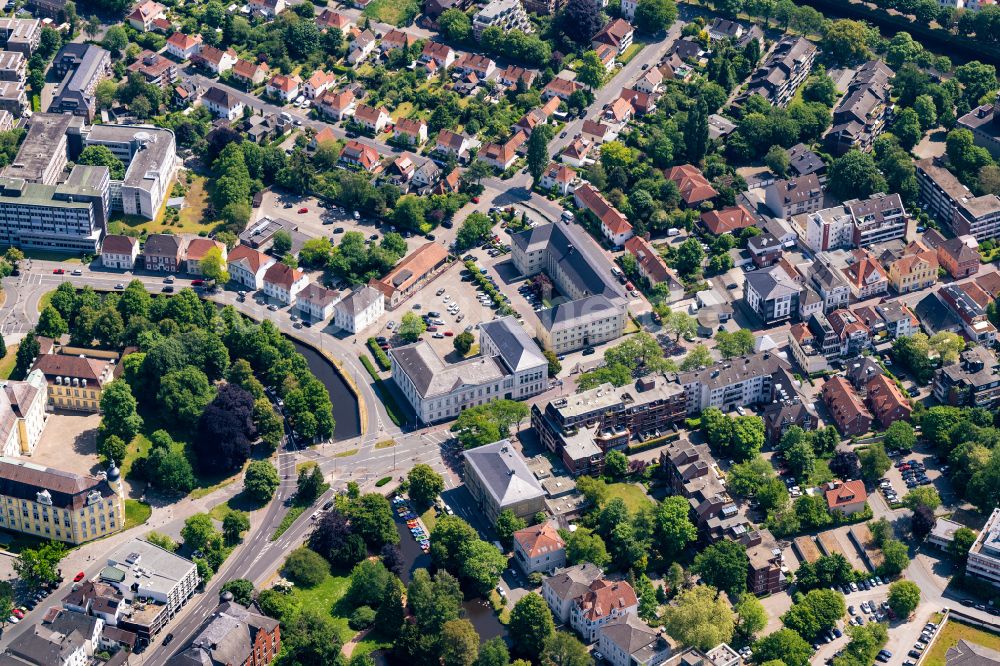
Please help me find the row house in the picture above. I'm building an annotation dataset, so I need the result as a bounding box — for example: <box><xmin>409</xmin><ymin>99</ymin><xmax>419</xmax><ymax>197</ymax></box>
<box><xmin>165</xmin><ymin>32</ymin><xmax>202</xmax><ymax>60</ymax></box>
<box><xmin>789</xmin><ymin>323</ymin><xmax>831</xmax><ymax>374</ymax></box>
<box><xmin>624</xmin><ymin>236</ymin><xmax>682</xmax><ymax>302</ymax></box>
<box><xmin>393</xmin><ymin>117</ymin><xmax>427</xmax><ymax>146</ymax></box>
<box><xmin>937</xmin><ymin>282</ymin><xmax>998</xmax><ymax>345</ymax></box>
<box><xmin>496</xmin><ymin>65</ymin><xmax>537</xmax><ymax>90</ymax></box>
<box><xmin>191</xmin><ymin>45</ymin><xmax>237</xmax><ymax>74</ymax></box>
<box><xmin>826</xmin><ymin>60</ymin><xmax>894</xmax><ymax>155</ymax></box>
<box><xmin>227</xmin><ymin>245</ymin><xmax>276</xmax><ymax>290</ymax></box>
<box><xmin>388</xmin><ymin>154</ymin><xmax>416</xmax><ymax>185</ymax></box>
<box><xmin>666</xmin><ymin>164</ymin><xmax>718</xmax><ymax>207</ymax></box>
<box><xmin>100</xmin><ymin>235</ymin><xmax>139</xmax><ymax>270</ymax></box>
<box><xmin>248</xmin><ymin>0</ymin><xmax>285</xmax><ymax>16</ymax></box>
<box><xmin>453</xmin><ymin>53</ymin><xmax>496</xmax><ymax>79</ymax></box>
<box><xmin>701</xmin><ymin>205</ymin><xmax>756</xmax><ymax>236</ymax></box>
<box><xmin>886</xmin><ymin>241</ymin><xmax>938</xmax><ymax>294</ymax></box>
<box><xmin>434</xmin><ymin>129</ymin><xmax>475</xmax><ymax>162</ymax></box>
<box><xmin>933</xmin><ymin>346</ymin><xmax>1000</xmax><ymax>410</ymax></box>
<box><xmin>516</xmin><ymin>97</ymin><xmax>560</xmax><ymax>136</ymax></box>
<box><xmin>340</xmin><ymin>140</ymin><xmax>381</xmax><ymax>172</ymax></box>
<box><xmin>874</xmin><ymin>300</ymin><xmax>920</xmax><ymax>339</ymax></box>
<box><xmin>266</xmin><ymin>73</ymin><xmax>301</xmax><ymax>102</ymax></box>
<box><xmin>617</xmin><ymin>88</ymin><xmax>656</xmax><ymax>115</ymax></box>
<box><xmin>480</xmin><ymin>131</ymin><xmax>527</xmax><ymax>171</ymax></box>
<box><xmin>633</xmin><ymin>67</ymin><xmax>663</xmax><ymax>95</ymax></box>
<box><xmin>603</xmin><ymin>97</ymin><xmax>633</xmax><ymax>124</ymax></box>
<box><xmin>316</xmin><ymin>8</ymin><xmax>353</xmax><ymax>32</ymax></box>
<box><xmin>303</xmin><ymin>70</ymin><xmax>335</xmax><ymax>98</ymax></box>
<box><xmin>185</xmin><ymin>238</ymin><xmax>226</xmax><ymax>276</ymax></box>
<box><xmin>539</xmin><ymin>162</ymin><xmax>576</xmax><ymax>195</ymax></box>
<box><xmin>354</xmin><ymin>103</ymin><xmax>391</xmax><ymax>133</ymax></box>
<box><xmin>582</xmin><ymin>120</ymin><xmax>614</xmax><ymax>144</ymax></box>
<box><xmin>743</xmin><ymin>264</ymin><xmax>799</xmax><ymax>324</ymax></box>
<box><xmin>127</xmin><ymin>0</ymin><xmax>166</xmax><ymax>32</ymax></box>
<box><xmin>787</xmin><ymin>143</ymin><xmax>827</xmax><ymax>181</ymax></box>
<box><xmin>592</xmin><ymin>18</ymin><xmax>634</xmax><ymax>55</ymax></box>
<box><xmin>381</xmin><ymin>28</ymin><xmax>417</xmax><ymax>52</ymax></box>
<box><xmin>762</xmin><ymin>367</ymin><xmax>818</xmax><ymax>443</ymax></box>
<box><xmin>765</xmin><ymin>174</ymin><xmax>823</xmax><ymax>219</ymax></box>
<box><xmin>542</xmin><ymin>76</ymin><xmax>582</xmax><ymax>101</ymax></box>
<box><xmin>201</xmin><ymin>86</ymin><xmax>244</xmax><ymax>120</ymax></box>
<box><xmin>840</xmin><ymin>248</ymin><xmax>888</xmax><ymax>300</ymax></box>
<box><xmin>420</xmin><ymin>41</ymin><xmax>456</xmax><ymax>68</ymax></box>
<box><xmin>827</xmin><ymin>308</ymin><xmax>872</xmax><ymax>357</ymax></box>
<box><xmin>127</xmin><ymin>51</ymin><xmax>177</xmax><ymax>90</ymax></box>
<box><xmin>232</xmin><ymin>59</ymin><xmax>269</xmax><ymax>86</ymax></box>
<box><xmin>142</xmin><ymin>233</ymin><xmax>186</xmax><ymax>272</ymax></box>
<box><xmin>574</xmin><ymin>183</ymin><xmax>633</xmax><ymax>247</ymax></box>
<box><xmin>296</xmin><ymin>283</ymin><xmax>340</xmax><ymax>322</ymax></box>
<box><xmin>808</xmin><ymin>259</ymin><xmax>851</xmax><ymax>313</ymax></box>
<box><xmin>821</xmin><ymin>376</ymin><xmax>873</xmax><ymax>437</ymax></box>
<box><xmin>937</xmin><ymin>235</ymin><xmax>980</xmax><ymax>279</ymax></box>
<box><xmin>315</xmin><ymin>88</ymin><xmax>355</xmax><ymax>121</ymax></box>
<box><xmin>865</xmin><ymin>373</ymin><xmax>912</xmax><ymax>428</ymax></box>
<box><xmin>348</xmin><ymin>30</ymin><xmax>377</xmax><ymax>65</ymax></box>
<box><xmin>263</xmin><ymin>262</ymin><xmax>309</xmax><ymax>305</ymax></box>
<box><xmin>593</xmin><ymin>43</ymin><xmax>617</xmax><ymax>72</ymax></box>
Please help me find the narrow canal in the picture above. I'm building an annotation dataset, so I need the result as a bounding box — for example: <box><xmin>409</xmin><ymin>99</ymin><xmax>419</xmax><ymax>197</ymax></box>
<box><xmin>289</xmin><ymin>339</ymin><xmax>361</xmax><ymax>441</ymax></box>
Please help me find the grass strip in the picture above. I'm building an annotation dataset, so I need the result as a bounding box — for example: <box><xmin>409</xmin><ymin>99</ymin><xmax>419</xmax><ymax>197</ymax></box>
<box><xmin>271</xmin><ymin>506</ymin><xmax>306</xmax><ymax>541</ymax></box>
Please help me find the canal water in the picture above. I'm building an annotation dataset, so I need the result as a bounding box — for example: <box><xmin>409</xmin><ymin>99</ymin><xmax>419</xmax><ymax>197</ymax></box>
<box><xmin>289</xmin><ymin>339</ymin><xmax>361</xmax><ymax>441</ymax></box>
<box><xmin>393</xmin><ymin>521</ymin><xmax>506</xmax><ymax>641</ymax></box>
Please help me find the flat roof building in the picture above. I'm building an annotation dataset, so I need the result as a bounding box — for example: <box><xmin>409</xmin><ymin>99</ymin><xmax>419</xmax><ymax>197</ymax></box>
<box><xmin>967</xmin><ymin>508</ymin><xmax>1000</xmax><ymax>589</ymax></box>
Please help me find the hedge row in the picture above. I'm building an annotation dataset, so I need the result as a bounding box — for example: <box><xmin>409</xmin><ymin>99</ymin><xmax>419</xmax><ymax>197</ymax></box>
<box><xmin>626</xmin><ymin>430</ymin><xmax>681</xmax><ymax>454</ymax></box>
<box><xmin>367</xmin><ymin>337</ymin><xmax>391</xmax><ymax>371</ymax></box>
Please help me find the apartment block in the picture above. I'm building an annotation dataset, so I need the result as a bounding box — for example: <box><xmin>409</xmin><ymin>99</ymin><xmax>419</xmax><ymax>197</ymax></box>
<box><xmin>736</xmin><ymin>36</ymin><xmax>816</xmax><ymax>108</ymax></box>
<box><xmin>916</xmin><ymin>158</ymin><xmax>1000</xmax><ymax>241</ymax></box>
<box><xmin>933</xmin><ymin>346</ymin><xmax>1000</xmax><ymax>410</ymax></box>
<box><xmin>826</xmin><ymin>60</ymin><xmax>894</xmax><ymax>155</ymax></box>
<box><xmin>967</xmin><ymin>508</ymin><xmax>1000</xmax><ymax>589</ymax></box>
<box><xmin>473</xmin><ymin>0</ymin><xmax>531</xmax><ymax>39</ymax></box>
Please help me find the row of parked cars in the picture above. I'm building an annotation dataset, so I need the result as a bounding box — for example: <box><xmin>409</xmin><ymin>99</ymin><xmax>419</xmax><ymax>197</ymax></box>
<box><xmin>903</xmin><ymin>621</ymin><xmax>940</xmax><ymax>665</ymax></box>
<box><xmin>896</xmin><ymin>458</ymin><xmax>932</xmax><ymax>488</ymax></box>
<box><xmin>7</xmin><ymin>585</ymin><xmax>55</xmax><ymax>624</ymax></box>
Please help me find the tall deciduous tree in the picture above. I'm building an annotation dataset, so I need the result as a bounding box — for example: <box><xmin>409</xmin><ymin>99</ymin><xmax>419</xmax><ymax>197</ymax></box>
<box><xmin>662</xmin><ymin>585</ymin><xmax>735</xmax><ymax>651</ymax></box>
<box><xmin>509</xmin><ymin>593</ymin><xmax>555</xmax><ymax>657</ymax></box>
<box><xmin>527</xmin><ymin>125</ymin><xmax>555</xmax><ymax>184</ymax></box>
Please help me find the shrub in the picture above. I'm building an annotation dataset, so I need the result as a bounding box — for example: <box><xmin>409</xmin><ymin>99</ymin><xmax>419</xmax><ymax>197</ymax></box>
<box><xmin>282</xmin><ymin>547</ymin><xmax>329</xmax><ymax>587</ymax></box>
<box><xmin>366</xmin><ymin>338</ymin><xmax>391</xmax><ymax>371</ymax></box>
<box><xmin>349</xmin><ymin>605</ymin><xmax>377</xmax><ymax>629</ymax></box>
<box><xmin>376</xmin><ymin>476</ymin><xmax>392</xmax><ymax>487</ymax></box>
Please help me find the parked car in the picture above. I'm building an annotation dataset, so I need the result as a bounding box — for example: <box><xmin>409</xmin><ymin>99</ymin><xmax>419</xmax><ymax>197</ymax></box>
<box><xmin>73</xmin><ymin>572</ymin><xmax>85</xmax><ymax>582</ymax></box>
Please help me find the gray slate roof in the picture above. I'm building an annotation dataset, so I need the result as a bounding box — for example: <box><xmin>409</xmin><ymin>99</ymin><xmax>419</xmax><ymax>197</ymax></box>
<box><xmin>745</xmin><ymin>265</ymin><xmax>798</xmax><ymax>300</ymax></box>
<box><xmin>336</xmin><ymin>285</ymin><xmax>382</xmax><ymax>315</ymax></box>
<box><xmin>543</xmin><ymin>562</ymin><xmax>603</xmax><ymax>602</ymax></box>
<box><xmin>536</xmin><ymin>294</ymin><xmax>620</xmax><ymax>331</ymax></box>
<box><xmin>463</xmin><ymin>439</ymin><xmax>545</xmax><ymax>508</ymax></box>
<box><xmin>390</xmin><ymin>341</ymin><xmax>507</xmax><ymax>399</ymax></box>
<box><xmin>480</xmin><ymin>316</ymin><xmax>546</xmax><ymax>372</ymax></box>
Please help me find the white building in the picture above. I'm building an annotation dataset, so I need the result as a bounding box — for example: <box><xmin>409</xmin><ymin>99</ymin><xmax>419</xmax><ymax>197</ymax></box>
<box><xmin>296</xmin><ymin>283</ymin><xmax>341</xmax><ymax>322</ymax></box>
<box><xmin>598</xmin><ymin>614</ymin><xmax>672</xmax><ymax>666</ymax></box>
<box><xmin>201</xmin><ymin>86</ymin><xmax>244</xmax><ymax>120</ymax></box>
<box><xmin>967</xmin><ymin>507</ymin><xmax>1000</xmax><ymax>588</ymax></box>
<box><xmin>390</xmin><ymin>316</ymin><xmax>547</xmax><ymax>424</ymax></box>
<box><xmin>333</xmin><ymin>285</ymin><xmax>384</xmax><ymax>334</ymax></box>
<box><xmin>100</xmin><ymin>234</ymin><xmax>139</xmax><ymax>269</ymax></box>
<box><xmin>0</xmin><ymin>369</ymin><xmax>47</xmax><ymax>457</ymax></box>
<box><xmin>472</xmin><ymin>0</ymin><xmax>531</xmax><ymax>40</ymax></box>
<box><xmin>103</xmin><ymin>539</ymin><xmax>199</xmax><ymax>616</ymax></box>
<box><xmin>227</xmin><ymin>244</ymin><xmax>276</xmax><ymax>290</ymax></box>
<box><xmin>801</xmin><ymin>205</ymin><xmax>853</xmax><ymax>253</ymax></box>
<box><xmin>262</xmin><ymin>262</ymin><xmax>309</xmax><ymax>305</ymax></box>
<box><xmin>677</xmin><ymin>352</ymin><xmax>790</xmax><ymax>415</ymax></box>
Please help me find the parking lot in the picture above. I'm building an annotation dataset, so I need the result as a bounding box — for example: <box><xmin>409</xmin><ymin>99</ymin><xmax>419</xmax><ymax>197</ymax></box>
<box><xmin>374</xmin><ymin>261</ymin><xmax>502</xmax><ymax>359</ymax></box>
<box><xmin>880</xmin><ymin>448</ymin><xmax>953</xmax><ymax>506</ymax></box>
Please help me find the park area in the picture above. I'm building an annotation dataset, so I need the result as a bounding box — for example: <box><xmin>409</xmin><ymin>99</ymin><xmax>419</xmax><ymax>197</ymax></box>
<box><xmin>924</xmin><ymin>619</ymin><xmax>1000</xmax><ymax>666</ymax></box>
<box><xmin>106</xmin><ymin>173</ymin><xmax>213</xmax><ymax>239</ymax></box>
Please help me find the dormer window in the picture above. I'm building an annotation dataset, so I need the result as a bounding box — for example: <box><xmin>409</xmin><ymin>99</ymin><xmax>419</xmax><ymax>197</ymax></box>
<box><xmin>87</xmin><ymin>491</ymin><xmax>101</xmax><ymax>506</ymax></box>
<box><xmin>36</xmin><ymin>490</ymin><xmax>52</xmax><ymax>506</ymax></box>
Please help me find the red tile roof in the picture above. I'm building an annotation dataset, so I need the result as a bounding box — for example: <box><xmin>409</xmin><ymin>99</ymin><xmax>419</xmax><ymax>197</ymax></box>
<box><xmin>264</xmin><ymin>262</ymin><xmax>305</xmax><ymax>289</ymax></box>
<box><xmin>513</xmin><ymin>522</ymin><xmax>565</xmax><ymax>558</ymax></box>
<box><xmin>700</xmin><ymin>205</ymin><xmax>755</xmax><ymax>235</ymax></box>
<box><xmin>825</xmin><ymin>479</ymin><xmax>866</xmax><ymax>510</ymax></box>
<box><xmin>667</xmin><ymin>164</ymin><xmax>718</xmax><ymax>205</ymax></box>
<box><xmin>228</xmin><ymin>245</ymin><xmax>271</xmax><ymax>273</ymax></box>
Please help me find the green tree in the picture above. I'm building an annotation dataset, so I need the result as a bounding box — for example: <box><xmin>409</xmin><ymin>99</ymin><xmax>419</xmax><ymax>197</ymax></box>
<box><xmin>734</xmin><ymin>593</ymin><xmax>767</xmax><ymax>643</ymax></box>
<box><xmin>97</xmin><ymin>434</ymin><xmax>127</xmax><ymax>466</ymax></box>
<box><xmin>455</xmin><ymin>212</ymin><xmax>493</xmax><ymax>251</ymax></box>
<box><xmin>714</xmin><ymin>329</ymin><xmax>754</xmax><ymax>359</ymax></box>
<box><xmin>542</xmin><ymin>631</ymin><xmax>593</xmax><ymax>666</ymax></box>
<box><xmin>223</xmin><ymin>510</ymin><xmax>250</xmax><ymax>545</ymax></box>
<box><xmin>509</xmin><ymin>593</ymin><xmax>555</xmax><ymax>657</ymax></box>
<box><xmin>634</xmin><ymin>0</ymin><xmax>677</xmax><ymax>33</ymax></box>
<box><xmin>859</xmin><ymin>442</ymin><xmax>891</xmax><ymax>481</ymax></box>
<box><xmin>13</xmin><ymin>541</ymin><xmax>66</xmax><ymax>586</ymax></box>
<box><xmin>576</xmin><ymin>51</ymin><xmax>607</xmax><ymax>89</ymax></box>
<box><xmin>99</xmin><ymin>379</ymin><xmax>143</xmax><ymax>443</ymax></box>
<box><xmin>887</xmin><ymin>580</ymin><xmax>920</xmax><ymax>618</ymax></box>
<box><xmin>476</xmin><ymin>638</ymin><xmax>510</xmax><ymax>666</ymax></box>
<box><xmin>653</xmin><ymin>495</ymin><xmax>697</xmax><ymax>560</ymax></box>
<box><xmin>438</xmin><ymin>8</ymin><xmax>472</xmax><ymax>41</ymax></box>
<box><xmin>662</xmin><ymin>585</ymin><xmax>735</xmax><ymax>651</ymax></box>
<box><xmin>692</xmin><ymin>540</ymin><xmax>749</xmax><ymax>596</ymax></box>
<box><xmin>753</xmin><ymin>629</ymin><xmax>813</xmax><ymax>666</ymax></box>
<box><xmin>200</xmin><ymin>246</ymin><xmax>229</xmax><ymax>284</ymax></box>
<box><xmin>782</xmin><ymin>589</ymin><xmax>845</xmax><ymax>641</ymax></box>
<box><xmin>453</xmin><ymin>400</ymin><xmax>529</xmax><ymax>449</ymax></box>
<box><xmin>36</xmin><ymin>305</ymin><xmax>68</xmax><ymax>339</ymax></box>
<box><xmin>454</xmin><ymin>331</ymin><xmax>475</xmax><ymax>355</ymax></box>
<box><xmin>893</xmin><ymin>107</ymin><xmax>924</xmax><ymax>150</ymax></box>
<box><xmin>103</xmin><ymin>24</ymin><xmax>128</xmax><ymax>54</ymax></box>
<box><xmin>883</xmin><ymin>421</ymin><xmax>916</xmax><ymax>452</ymax></box>
<box><xmin>496</xmin><ymin>509</ymin><xmax>527</xmax><ymax>548</ymax></box>
<box><xmin>221</xmin><ymin>578</ymin><xmax>254</xmax><ymax>606</ymax></box>
<box><xmin>272</xmin><ymin>230</ymin><xmax>292</xmax><ymax>255</ymax></box>
<box><xmin>902</xmin><ymin>486</ymin><xmax>941</xmax><ymax>511</ymax></box>
<box><xmin>951</xmin><ymin>527</ymin><xmax>977</xmax><ymax>561</ymax></box>
<box><xmin>157</xmin><ymin>366</ymin><xmax>215</xmax><ymax>428</ymax></box>
<box><xmin>283</xmin><ymin>546</ymin><xmax>330</xmax><ymax>587</ymax></box>
<box><xmin>244</xmin><ymin>461</ymin><xmax>280</xmax><ymax>503</ymax></box>
<box><xmin>605</xmin><ymin>449</ymin><xmax>629</xmax><ymax>478</ymax></box>
<box><xmin>399</xmin><ymin>311</ymin><xmax>427</xmax><ymax>342</ymax></box>
<box><xmin>879</xmin><ymin>539</ymin><xmax>910</xmax><ymax>577</ymax></box>
<box><xmin>673</xmin><ymin>238</ymin><xmax>705</xmax><ymax>278</ymax></box>
<box><xmin>821</xmin><ymin>19</ymin><xmax>873</xmax><ymax>64</ymax></box>
<box><xmin>764</xmin><ymin>145</ymin><xmax>791</xmax><ymax>177</ymax></box>
<box><xmin>564</xmin><ymin>527</ymin><xmax>610</xmax><ymax>567</ymax></box>
<box><xmin>828</xmin><ymin>150</ymin><xmax>888</xmax><ymax>200</ymax></box>
<box><xmin>13</xmin><ymin>329</ymin><xmax>39</xmax><ymax>380</ymax></box>
<box><xmin>527</xmin><ymin>125</ymin><xmax>555</xmax><ymax>184</ymax></box>
<box><xmin>78</xmin><ymin>145</ymin><xmax>127</xmax><ymax>179</ymax></box>
<box><xmin>680</xmin><ymin>344</ymin><xmax>713</xmax><ymax>371</ymax></box>
<box><xmin>685</xmin><ymin>99</ymin><xmax>709</xmax><ymax>163</ymax></box>
<box><xmin>347</xmin><ymin>493</ymin><xmax>400</xmax><ymax>547</ymax></box>
<box><xmin>795</xmin><ymin>494</ymin><xmax>832</xmax><ymax>529</ymax></box>
<box><xmin>374</xmin><ymin>579</ymin><xmax>405</xmax><ymax>638</ymax></box>
<box><xmin>297</xmin><ymin>464</ymin><xmax>326</xmax><ymax>504</ymax></box>
<box><xmin>442</xmin><ymin>619</ymin><xmax>481</xmax><ymax>666</ymax></box>
<box><xmin>408</xmin><ymin>464</ymin><xmax>444</xmax><ymax>508</ymax></box>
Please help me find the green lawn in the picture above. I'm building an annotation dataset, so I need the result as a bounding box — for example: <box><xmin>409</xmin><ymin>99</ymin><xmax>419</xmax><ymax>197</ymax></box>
<box><xmin>0</xmin><ymin>345</ymin><xmax>17</xmax><ymax>380</ymax></box>
<box><xmin>107</xmin><ymin>174</ymin><xmax>214</xmax><ymax>238</ymax></box>
<box><xmin>334</xmin><ymin>448</ymin><xmax>359</xmax><ymax>458</ymax></box>
<box><xmin>121</xmin><ymin>433</ymin><xmax>153</xmax><ymax>480</ymax></box>
<box><xmin>617</xmin><ymin>42</ymin><xmax>644</xmax><ymax>65</ymax></box>
<box><xmin>606</xmin><ymin>483</ymin><xmax>654</xmax><ymax>513</ymax></box>
<box><xmin>23</xmin><ymin>251</ymin><xmax>83</xmax><ymax>263</ymax></box>
<box><xmin>375</xmin><ymin>439</ymin><xmax>397</xmax><ymax>450</ymax></box>
<box><xmin>420</xmin><ymin>506</ymin><xmax>437</xmax><ymax>532</ymax></box>
<box><xmin>362</xmin><ymin>0</ymin><xmax>420</xmax><ymax>25</ymax></box>
<box><xmin>271</xmin><ymin>507</ymin><xmax>306</xmax><ymax>540</ymax></box>
<box><xmin>124</xmin><ymin>499</ymin><xmax>152</xmax><ymax>530</ymax></box>
<box><xmin>37</xmin><ymin>290</ymin><xmax>54</xmax><ymax>313</ymax></box>
<box><xmin>924</xmin><ymin>620</ymin><xmax>1000</xmax><ymax>666</ymax></box>
<box><xmin>290</xmin><ymin>572</ymin><xmax>355</xmax><ymax>642</ymax></box>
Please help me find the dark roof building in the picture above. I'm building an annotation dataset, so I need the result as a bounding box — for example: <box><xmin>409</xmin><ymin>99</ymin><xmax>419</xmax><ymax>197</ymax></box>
<box><xmin>169</xmin><ymin>601</ymin><xmax>280</xmax><ymax>666</ymax></box>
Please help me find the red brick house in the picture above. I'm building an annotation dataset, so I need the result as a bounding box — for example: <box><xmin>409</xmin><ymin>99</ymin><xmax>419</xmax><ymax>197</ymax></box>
<box><xmin>821</xmin><ymin>376</ymin><xmax>872</xmax><ymax>437</ymax></box>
